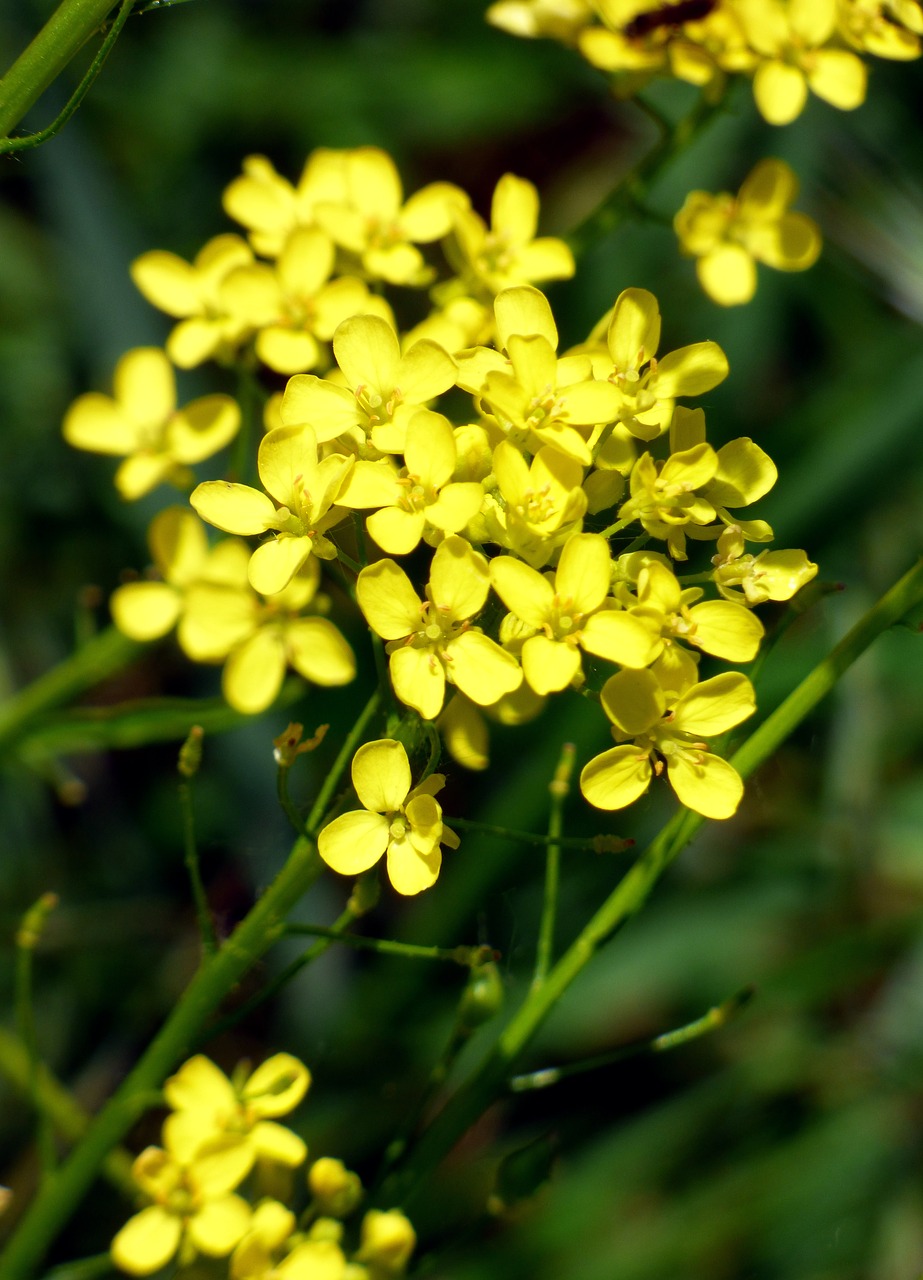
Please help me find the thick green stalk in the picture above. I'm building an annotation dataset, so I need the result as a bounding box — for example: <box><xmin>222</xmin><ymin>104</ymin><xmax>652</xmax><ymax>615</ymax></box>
<box><xmin>0</xmin><ymin>0</ymin><xmax>118</xmax><ymax>139</ymax></box>
<box><xmin>384</xmin><ymin>558</ymin><xmax>923</xmax><ymax>1204</ymax></box>
<box><xmin>0</xmin><ymin>627</ymin><xmax>141</xmax><ymax>755</ymax></box>
<box><xmin>0</xmin><ymin>836</ymin><xmax>324</xmax><ymax>1279</ymax></box>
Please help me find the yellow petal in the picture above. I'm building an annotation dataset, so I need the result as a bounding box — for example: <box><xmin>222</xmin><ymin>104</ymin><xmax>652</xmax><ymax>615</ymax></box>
<box><xmin>495</xmin><ymin>285</ymin><xmax>558</xmax><ymax>350</ymax></box>
<box><xmin>222</xmin><ymin>629</ymin><xmax>287</xmax><ymax>713</ymax></box>
<box><xmin>367</xmin><ymin>506</ymin><xmax>426</xmax><ymax>555</ymax></box>
<box><xmin>580</xmin><ymin>609</ymin><xmax>658</xmax><ymax>668</ymax></box>
<box><xmin>580</xmin><ymin>745</ymin><xmax>652</xmax><ymax>811</ymax></box>
<box><xmin>429</xmin><ymin>536</ymin><xmax>489</xmax><ymax>620</ymax></box>
<box><xmin>187</xmin><ymin>1195</ymin><xmax>251</xmax><ymax>1257</ymax></box>
<box><xmin>386</xmin><ymin>837</ymin><xmax>441</xmax><ymax>895</ymax></box>
<box><xmin>165</xmin><ymin>1054</ymin><xmax>236</xmax><ymax>1114</ymax></box>
<box><xmin>63</xmin><ymin>393</ymin><xmax>138</xmax><ymax>456</ymax></box>
<box><xmin>131</xmin><ymin>250</ymin><xmax>200</xmax><ymax>317</ymax></box>
<box><xmin>251</xmin><ymin>1121</ymin><xmax>307</xmax><ymax>1166</ymax></box>
<box><xmin>111</xmin><ymin>582</ymin><xmax>181</xmax><ymax>640</ymax></box>
<box><xmin>447</xmin><ymin>631</ymin><xmax>522</xmax><ymax>705</ymax></box>
<box><xmin>390</xmin><ymin>644</ymin><xmax>445</xmax><ymax>719</ymax></box>
<box><xmin>667</xmin><ymin>752</ymin><xmax>743</xmax><ymax>819</ymax></box>
<box><xmin>697</xmin><ymin>247</ymin><xmax>757</xmax><ymax>305</ymax></box>
<box><xmin>168</xmin><ymin>395</ymin><xmax>240</xmax><ymax>465</ymax></box>
<box><xmin>490</xmin><ymin>556</ymin><xmax>554</xmax><ymax>627</ymax></box>
<box><xmin>555</xmin><ymin>533</ymin><xmax>611</xmax><ymax>615</ymax></box>
<box><xmin>334</xmin><ymin>314</ymin><xmax>400</xmax><ymax>394</ymax></box>
<box><xmin>191</xmin><ymin>482</ymin><xmax>276</xmax><ymax>535</ymax></box>
<box><xmin>654</xmin><ymin>342</ymin><xmax>729</xmax><ymax>398</ymax></box>
<box><xmin>256</xmin><ymin>327</ymin><xmax>320</xmax><ymax>375</ymax></box>
<box><xmin>808</xmin><ymin>49</ymin><xmax>867</xmax><ymax>110</ymax></box>
<box><xmin>357</xmin><ymin>560</ymin><xmax>422</xmax><ymax>639</ymax></box>
<box><xmin>600</xmin><ymin>668</ymin><xmax>664</xmax><ymax>735</ymax></box>
<box><xmin>286</xmin><ymin>617</ymin><xmax>355</xmax><ymax>685</ymax></box>
<box><xmin>115</xmin><ymin>347</ymin><xmax>175</xmax><ymax>427</ymax></box>
<box><xmin>318</xmin><ymin>809</ymin><xmax>390</xmax><ymax>874</ymax></box>
<box><xmin>607</xmin><ymin>288</ymin><xmax>661</xmax><ymax>371</ymax></box>
<box><xmin>709</xmin><ymin>437</ymin><xmax>777</xmax><ymax>506</ymax></box>
<box><xmin>686</xmin><ymin>601</ymin><xmax>764</xmax><ymax>661</ymax></box>
<box><xmin>248</xmin><ymin>535</ymin><xmax>313</xmax><ymax>596</ymax></box>
<box><xmin>258</xmin><ymin>424</ymin><xmax>318</xmax><ymax>508</ymax></box>
<box><xmin>754</xmin><ymin>60</ymin><xmax>808</xmax><ymax>125</ymax></box>
<box><xmin>491</xmin><ymin>173</ymin><xmax>538</xmax><ymax>245</ymax></box>
<box><xmin>671</xmin><ymin>672</ymin><xmax>756</xmax><ymax>735</ymax></box>
<box><xmin>522</xmin><ymin>634</ymin><xmax>581</xmax><ymax>694</ymax></box>
<box><xmin>352</xmin><ymin>738</ymin><xmax>411</xmax><ymax>813</ymax></box>
<box><xmin>111</xmin><ymin>1206</ymin><xmax>182</xmax><ymax>1275</ymax></box>
<box><xmin>245</xmin><ymin>1052</ymin><xmax>311</xmax><ymax>1115</ymax></box>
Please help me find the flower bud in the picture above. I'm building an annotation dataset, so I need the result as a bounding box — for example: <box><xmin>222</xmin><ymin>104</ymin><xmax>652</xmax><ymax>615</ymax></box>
<box><xmin>357</xmin><ymin>1209</ymin><xmax>416</xmax><ymax>1275</ymax></box>
<box><xmin>308</xmin><ymin>1157</ymin><xmax>363</xmax><ymax>1218</ymax></box>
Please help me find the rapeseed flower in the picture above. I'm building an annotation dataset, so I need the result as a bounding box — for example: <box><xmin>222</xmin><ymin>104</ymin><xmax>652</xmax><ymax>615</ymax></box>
<box><xmin>580</xmin><ymin>668</ymin><xmax>756</xmax><ymax>819</ymax></box>
<box><xmin>63</xmin><ymin>347</ymin><xmax>240</xmax><ymax>500</ymax></box>
<box><xmin>629</xmin><ymin>559</ymin><xmax>764</xmax><ymax>661</ymax></box>
<box><xmin>317</xmin><ymin>738</ymin><xmax>459</xmax><ymax>895</ymax></box>
<box><xmin>675</xmin><ymin>158</ymin><xmax>822</xmax><ymax>305</ymax></box>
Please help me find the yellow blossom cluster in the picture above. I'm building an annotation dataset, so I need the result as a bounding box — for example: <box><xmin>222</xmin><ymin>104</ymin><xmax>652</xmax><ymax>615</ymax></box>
<box><xmin>111</xmin><ymin>1051</ymin><xmax>415</xmax><ymax>1280</ymax></box>
<box><xmin>486</xmin><ymin>0</ymin><xmax>922</xmax><ymax>125</ymax></box>
<box><xmin>63</xmin><ymin>145</ymin><xmax>819</xmax><ymax>889</ymax></box>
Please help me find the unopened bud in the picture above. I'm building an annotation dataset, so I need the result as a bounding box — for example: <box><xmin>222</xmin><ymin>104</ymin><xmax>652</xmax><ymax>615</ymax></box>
<box><xmin>458</xmin><ymin>960</ymin><xmax>504</xmax><ymax>1031</ymax></box>
<box><xmin>357</xmin><ymin>1209</ymin><xmax>416</xmax><ymax>1275</ymax></box>
<box><xmin>308</xmin><ymin>1157</ymin><xmax>363</xmax><ymax>1218</ymax></box>
<box><xmin>178</xmin><ymin>725</ymin><xmax>204</xmax><ymax>778</ymax></box>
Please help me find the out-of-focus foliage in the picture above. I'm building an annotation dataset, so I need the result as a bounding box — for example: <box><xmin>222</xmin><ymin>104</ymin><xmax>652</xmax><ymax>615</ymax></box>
<box><xmin>2</xmin><ymin>1</ymin><xmax>923</xmax><ymax>1277</ymax></box>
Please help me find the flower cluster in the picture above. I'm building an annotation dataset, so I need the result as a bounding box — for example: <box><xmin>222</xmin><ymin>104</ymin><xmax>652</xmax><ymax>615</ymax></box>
<box><xmin>111</xmin><ymin>1052</ymin><xmax>415</xmax><ymax>1280</ymax></box>
<box><xmin>63</xmin><ymin>145</ymin><xmax>819</xmax><ymax>896</ymax></box>
<box><xmin>486</xmin><ymin>0</ymin><xmax>922</xmax><ymax>125</ymax></box>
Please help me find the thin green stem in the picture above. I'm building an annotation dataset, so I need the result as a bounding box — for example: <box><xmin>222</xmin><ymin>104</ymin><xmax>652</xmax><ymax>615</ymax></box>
<box><xmin>0</xmin><ymin>0</ymin><xmax>132</xmax><ymax>154</ymax></box>
<box><xmin>0</xmin><ymin>0</ymin><xmax>120</xmax><ymax>139</ymax></box>
<box><xmin>16</xmin><ymin>894</ymin><xmax>60</xmax><ymax>1181</ymax></box>
<box><xmin>598</xmin><ymin>515</ymin><xmax>634</xmax><ymax>540</ymax></box>
<box><xmin>532</xmin><ymin>743</ymin><xmax>575</xmax><ymax>992</ymax></box>
<box><xmin>0</xmin><ymin>1027</ymin><xmax>134</xmax><ymax>1197</ymax></box>
<box><xmin>380</xmin><ymin>557</ymin><xmax>923</xmax><ymax>1206</ymax></box>
<box><xmin>0</xmin><ymin>627</ymin><xmax>141</xmax><ymax>756</ymax></box>
<box><xmin>178</xmin><ymin>781</ymin><xmax>217</xmax><ymax>956</ymax></box>
<box><xmin>283</xmin><ymin>924</ymin><xmax>490</xmax><ymax>967</ymax></box>
<box><xmin>305</xmin><ymin>688</ymin><xmax>381</xmax><ymax>836</ymax></box>
<box><xmin>43</xmin><ymin>1252</ymin><xmax>116</xmax><ymax>1280</ymax></box>
<box><xmin>277</xmin><ymin>762</ymin><xmax>309</xmax><ymax>839</ymax></box>
<box><xmin>509</xmin><ymin>986</ymin><xmax>754</xmax><ymax>1092</ymax></box>
<box><xmin>447</xmin><ymin>816</ymin><xmax>631</xmax><ymax>853</ymax></box>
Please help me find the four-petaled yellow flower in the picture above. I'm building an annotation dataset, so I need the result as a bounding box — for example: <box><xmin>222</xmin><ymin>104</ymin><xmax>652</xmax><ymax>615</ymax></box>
<box><xmin>318</xmin><ymin>738</ymin><xmax>459</xmax><ymax>895</ymax></box>
<box><xmin>675</xmin><ymin>159</ymin><xmax>822</xmax><ymax>305</ymax></box>
<box><xmin>357</xmin><ymin>535</ymin><xmax>523</xmax><ymax>719</ymax></box>
<box><xmin>580</xmin><ymin>668</ymin><xmax>756</xmax><ymax>819</ymax></box>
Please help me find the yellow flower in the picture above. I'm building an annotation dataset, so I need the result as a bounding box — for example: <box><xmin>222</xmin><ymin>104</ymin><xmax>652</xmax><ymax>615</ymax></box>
<box><xmin>190</xmin><ymin>424</ymin><xmax>354</xmax><ymax>594</ymax></box>
<box><xmin>219</xmin><ymin>228</ymin><xmax>387</xmax><ymax>375</ymax></box>
<box><xmin>490</xmin><ymin>533</ymin><xmax>657</xmax><ymax>694</ymax></box>
<box><xmin>130</xmin><ymin>235</ymin><xmax>254</xmax><ymax>368</ymax></box>
<box><xmin>449</xmin><ymin>173</ymin><xmax>575</xmax><ymax>297</ymax></box>
<box><xmin>617</xmin><ymin>443</ymin><xmax>720</xmax><ymax>560</ymax></box>
<box><xmin>356</xmin><ymin>536</ymin><xmax>522</xmax><ymax>719</ymax></box>
<box><xmin>580</xmin><ymin>668</ymin><xmax>756</xmax><ymax>819</ymax></box>
<box><xmin>163</xmin><ymin>1053</ymin><xmax>310</xmax><ymax>1171</ymax></box>
<box><xmin>308</xmin><ymin>1157</ymin><xmax>363</xmax><ymax>1218</ymax></box>
<box><xmin>183</xmin><ymin>556</ymin><xmax>356</xmax><ymax>714</ymax></box>
<box><xmin>630</xmin><ymin>559</ymin><xmax>765</xmax><ymax>662</ymax></box>
<box><xmin>355</xmin><ymin>1209</ymin><xmax>416</xmax><ymax>1275</ymax></box>
<box><xmin>111</xmin><ymin>1143</ymin><xmax>252</xmax><ymax>1275</ymax></box>
<box><xmin>712</xmin><ymin>524</ymin><xmax>818</xmax><ymax>604</ymax></box>
<box><xmin>360</xmin><ymin>409</ymin><xmax>485</xmax><ymax>555</ymax></box>
<box><xmin>310</xmin><ymin>146</ymin><xmax>470</xmax><ymax>286</ymax></box>
<box><xmin>222</xmin><ymin>152</ymin><xmax>343</xmax><ymax>258</ymax></box>
<box><xmin>675</xmin><ymin>159</ymin><xmax>822</xmax><ymax>305</ymax></box>
<box><xmin>317</xmin><ymin>739</ymin><xmax>459</xmax><ymax>896</ymax></box>
<box><xmin>110</xmin><ymin>507</ymin><xmax>216</xmax><ymax>645</ymax></box>
<box><xmin>837</xmin><ymin>0</ymin><xmax>922</xmax><ymax>58</ymax></box>
<box><xmin>281</xmin><ymin>314</ymin><xmax>456</xmax><ymax>455</ymax></box>
<box><xmin>736</xmin><ymin>0</ymin><xmax>867</xmax><ymax>124</ymax></box>
<box><xmin>485</xmin><ymin>440</ymin><xmax>588</xmax><ymax>568</ymax></box>
<box><xmin>486</xmin><ymin>0</ymin><xmax>595</xmax><ymax>42</ymax></box>
<box><xmin>63</xmin><ymin>347</ymin><xmax>240</xmax><ymax>500</ymax></box>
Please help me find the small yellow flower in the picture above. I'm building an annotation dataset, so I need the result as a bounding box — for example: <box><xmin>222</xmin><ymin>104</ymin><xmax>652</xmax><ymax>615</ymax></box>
<box><xmin>630</xmin><ymin>559</ymin><xmax>765</xmax><ymax>662</ymax></box>
<box><xmin>111</xmin><ymin>1143</ymin><xmax>252</xmax><ymax>1275</ymax></box>
<box><xmin>580</xmin><ymin>668</ymin><xmax>756</xmax><ymax>819</ymax></box>
<box><xmin>356</xmin><ymin>535</ymin><xmax>522</xmax><ymax>720</ymax></box>
<box><xmin>308</xmin><ymin>1157</ymin><xmax>363</xmax><ymax>1218</ymax></box>
<box><xmin>675</xmin><ymin>159</ymin><xmax>822</xmax><ymax>305</ymax></box>
<box><xmin>485</xmin><ymin>440</ymin><xmax>588</xmax><ymax>567</ymax></box>
<box><xmin>712</xmin><ymin>524</ymin><xmax>818</xmax><ymax>604</ymax></box>
<box><xmin>317</xmin><ymin>739</ymin><xmax>459</xmax><ymax>895</ymax></box>
<box><xmin>63</xmin><ymin>348</ymin><xmax>240</xmax><ymax>500</ymax></box>
<box><xmin>163</xmin><ymin>1053</ymin><xmax>310</xmax><ymax>1172</ymax></box>
<box><xmin>230</xmin><ymin>1198</ymin><xmax>346</xmax><ymax>1280</ymax></box>
<box><xmin>355</xmin><ymin>1208</ymin><xmax>416</xmax><ymax>1275</ymax></box>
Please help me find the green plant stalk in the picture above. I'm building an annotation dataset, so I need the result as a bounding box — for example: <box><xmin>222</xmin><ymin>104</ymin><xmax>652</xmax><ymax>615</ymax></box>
<box><xmin>0</xmin><ymin>627</ymin><xmax>141</xmax><ymax>755</ymax></box>
<box><xmin>532</xmin><ymin>743</ymin><xmax>575</xmax><ymax>991</ymax></box>
<box><xmin>178</xmin><ymin>779</ymin><xmax>217</xmax><ymax>956</ymax></box>
<box><xmin>0</xmin><ymin>1027</ymin><xmax>134</xmax><ymax>1196</ymax></box>
<box><xmin>0</xmin><ymin>0</ymin><xmax>119</xmax><ymax>139</ymax></box>
<box><xmin>15</xmin><ymin>896</ymin><xmax>60</xmax><ymax>1182</ymax></box>
<box><xmin>0</xmin><ymin>833</ymin><xmax>326</xmax><ymax>1279</ymax></box>
<box><xmin>283</xmin><ymin>924</ymin><xmax>486</xmax><ymax>966</ymax></box>
<box><xmin>0</xmin><ymin>0</ymin><xmax>132</xmax><ymax>154</ymax></box>
<box><xmin>447</xmin><ymin>817</ymin><xmax>627</xmax><ymax>852</ymax></box>
<box><xmin>305</xmin><ymin>688</ymin><xmax>381</xmax><ymax>835</ymax></box>
<box><xmin>383</xmin><ymin>556</ymin><xmax>923</xmax><ymax>1205</ymax></box>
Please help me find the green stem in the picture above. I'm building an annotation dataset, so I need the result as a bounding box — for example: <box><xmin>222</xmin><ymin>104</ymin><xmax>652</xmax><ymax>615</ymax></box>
<box><xmin>16</xmin><ymin>895</ymin><xmax>60</xmax><ymax>1181</ymax></box>
<box><xmin>532</xmin><ymin>743</ymin><xmax>575</xmax><ymax>992</ymax></box>
<box><xmin>448</xmin><ymin>816</ymin><xmax>630</xmax><ymax>853</ymax></box>
<box><xmin>0</xmin><ymin>0</ymin><xmax>119</xmax><ymax>140</ymax></box>
<box><xmin>277</xmin><ymin>762</ymin><xmax>309</xmax><ymax>839</ymax></box>
<box><xmin>178</xmin><ymin>779</ymin><xmax>217</xmax><ymax>956</ymax></box>
<box><xmin>0</xmin><ymin>834</ymin><xmax>325</xmax><ymax>1279</ymax></box>
<box><xmin>381</xmin><ymin>557</ymin><xmax>923</xmax><ymax>1205</ymax></box>
<box><xmin>567</xmin><ymin>90</ymin><xmax>726</xmax><ymax>258</ymax></box>
<box><xmin>509</xmin><ymin>985</ymin><xmax>754</xmax><ymax>1092</ymax></box>
<box><xmin>283</xmin><ymin>924</ymin><xmax>489</xmax><ymax>966</ymax></box>
<box><xmin>0</xmin><ymin>1027</ymin><xmax>134</xmax><ymax>1197</ymax></box>
<box><xmin>0</xmin><ymin>627</ymin><xmax>141</xmax><ymax>756</ymax></box>
<box><xmin>598</xmin><ymin>515</ymin><xmax>634</xmax><ymax>540</ymax></box>
<box><xmin>0</xmin><ymin>0</ymin><xmax>132</xmax><ymax>154</ymax></box>
<box><xmin>305</xmin><ymin>688</ymin><xmax>381</xmax><ymax>836</ymax></box>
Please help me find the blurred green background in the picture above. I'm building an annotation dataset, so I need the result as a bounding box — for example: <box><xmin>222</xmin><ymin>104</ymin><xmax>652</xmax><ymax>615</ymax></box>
<box><xmin>3</xmin><ymin>1</ymin><xmax>923</xmax><ymax>1276</ymax></box>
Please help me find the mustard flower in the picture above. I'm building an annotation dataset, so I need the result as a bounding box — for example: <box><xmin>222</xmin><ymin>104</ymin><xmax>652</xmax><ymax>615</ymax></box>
<box><xmin>183</xmin><ymin>556</ymin><xmax>356</xmax><ymax>714</ymax></box>
<box><xmin>309</xmin><ymin>146</ymin><xmax>470</xmax><ymax>286</ymax></box>
<box><xmin>317</xmin><ymin>738</ymin><xmax>459</xmax><ymax>895</ymax></box>
<box><xmin>281</xmin><ymin>314</ymin><xmax>456</xmax><ymax>455</ymax></box>
<box><xmin>356</xmin><ymin>1209</ymin><xmax>416</xmax><ymax>1275</ymax></box>
<box><xmin>111</xmin><ymin>1143</ymin><xmax>252</xmax><ymax>1275</ymax></box>
<box><xmin>308</xmin><ymin>1157</ymin><xmax>363</xmax><ymax>1218</ymax></box>
<box><xmin>222</xmin><ymin>151</ymin><xmax>346</xmax><ymax>258</ymax></box>
<box><xmin>449</xmin><ymin>173</ymin><xmax>575</xmax><ymax>297</ymax></box>
<box><xmin>617</xmin><ymin>443</ymin><xmax>720</xmax><ymax>559</ymax></box>
<box><xmin>456</xmin><ymin>285</ymin><xmax>622</xmax><ymax>465</ymax></box>
<box><xmin>581</xmin><ymin>287</ymin><xmax>729</xmax><ymax>441</ymax></box>
<box><xmin>360</xmin><ymin>409</ymin><xmax>485</xmax><ymax>555</ymax></box>
<box><xmin>63</xmin><ymin>347</ymin><xmax>240</xmax><ymax>500</ymax></box>
<box><xmin>490</xmin><ymin>533</ymin><xmax>657</xmax><ymax>694</ymax></box>
<box><xmin>485</xmin><ymin>440</ymin><xmax>588</xmax><ymax>567</ymax></box>
<box><xmin>191</xmin><ymin>424</ymin><xmax>354</xmax><ymax>595</ymax></box>
<box><xmin>580</xmin><ymin>668</ymin><xmax>756</xmax><ymax>819</ymax></box>
<box><xmin>219</xmin><ymin>227</ymin><xmax>387</xmax><ymax>375</ymax></box>
<box><xmin>356</xmin><ymin>536</ymin><xmax>522</xmax><ymax>720</ymax></box>
<box><xmin>163</xmin><ymin>1053</ymin><xmax>310</xmax><ymax>1171</ymax></box>
<box><xmin>837</xmin><ymin>0</ymin><xmax>922</xmax><ymax>58</ymax></box>
<box><xmin>670</xmin><ymin>406</ymin><xmax>778</xmax><ymax>542</ymax></box>
<box><xmin>630</xmin><ymin>559</ymin><xmax>765</xmax><ymax>662</ymax></box>
<box><xmin>712</xmin><ymin>524</ymin><xmax>818</xmax><ymax>604</ymax></box>
<box><xmin>130</xmin><ymin>234</ymin><xmax>254</xmax><ymax>368</ymax></box>
<box><xmin>735</xmin><ymin>0</ymin><xmax>867</xmax><ymax>124</ymax></box>
<box><xmin>675</xmin><ymin>159</ymin><xmax>822</xmax><ymax>305</ymax></box>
